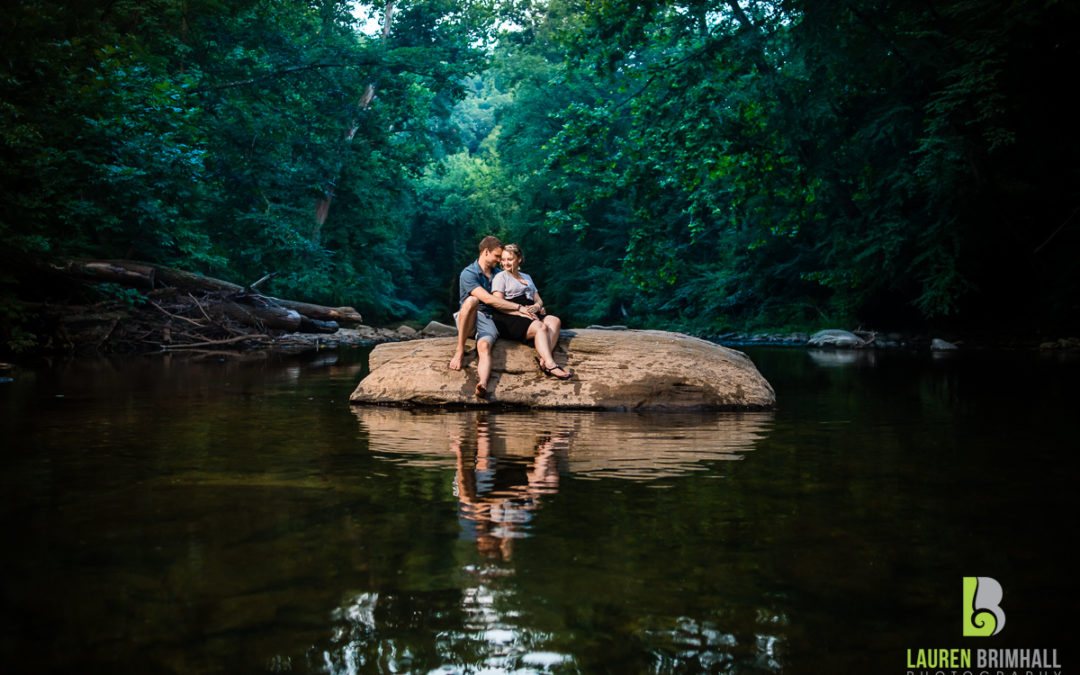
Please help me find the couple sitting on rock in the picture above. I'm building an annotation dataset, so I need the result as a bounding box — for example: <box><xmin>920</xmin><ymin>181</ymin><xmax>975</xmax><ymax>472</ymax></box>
<box><xmin>448</xmin><ymin>236</ymin><xmax>570</xmax><ymax>398</ymax></box>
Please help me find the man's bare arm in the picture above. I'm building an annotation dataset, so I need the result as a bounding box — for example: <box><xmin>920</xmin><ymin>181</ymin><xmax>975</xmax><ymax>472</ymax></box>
<box><xmin>471</xmin><ymin>286</ymin><xmax>523</xmax><ymax>313</ymax></box>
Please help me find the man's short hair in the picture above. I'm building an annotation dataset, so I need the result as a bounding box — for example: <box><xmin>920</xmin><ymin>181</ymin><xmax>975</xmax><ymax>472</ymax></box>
<box><xmin>478</xmin><ymin>235</ymin><xmax>503</xmax><ymax>253</ymax></box>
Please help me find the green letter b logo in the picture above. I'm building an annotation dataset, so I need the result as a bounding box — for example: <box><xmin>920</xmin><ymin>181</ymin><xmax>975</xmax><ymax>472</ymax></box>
<box><xmin>963</xmin><ymin>576</ymin><xmax>1005</xmax><ymax>636</ymax></box>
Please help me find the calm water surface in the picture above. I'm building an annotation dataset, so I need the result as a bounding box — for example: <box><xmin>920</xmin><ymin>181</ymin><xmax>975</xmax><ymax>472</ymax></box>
<box><xmin>0</xmin><ymin>346</ymin><xmax>1074</xmax><ymax>673</ymax></box>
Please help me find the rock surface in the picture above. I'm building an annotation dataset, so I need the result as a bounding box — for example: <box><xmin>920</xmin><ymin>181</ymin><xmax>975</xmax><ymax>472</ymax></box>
<box><xmin>807</xmin><ymin>329</ymin><xmax>867</xmax><ymax>348</ymax></box>
<box><xmin>349</xmin><ymin>328</ymin><xmax>776</xmax><ymax>410</ymax></box>
<box><xmin>420</xmin><ymin>320</ymin><xmax>458</xmax><ymax>337</ymax></box>
<box><xmin>931</xmin><ymin>337</ymin><xmax>959</xmax><ymax>351</ymax></box>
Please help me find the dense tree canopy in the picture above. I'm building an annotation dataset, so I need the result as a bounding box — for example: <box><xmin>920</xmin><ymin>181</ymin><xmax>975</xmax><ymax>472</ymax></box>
<box><xmin>2</xmin><ymin>0</ymin><xmax>1078</xmax><ymax>350</ymax></box>
<box><xmin>481</xmin><ymin>0</ymin><xmax>1080</xmax><ymax>332</ymax></box>
<box><xmin>1</xmin><ymin>0</ymin><xmax>493</xmax><ymax>326</ymax></box>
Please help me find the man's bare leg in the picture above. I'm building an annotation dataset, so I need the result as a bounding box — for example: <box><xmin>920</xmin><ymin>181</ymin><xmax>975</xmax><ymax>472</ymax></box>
<box><xmin>449</xmin><ymin>296</ymin><xmax>480</xmax><ymax>370</ymax></box>
<box><xmin>476</xmin><ymin>338</ymin><xmax>493</xmax><ymax>397</ymax></box>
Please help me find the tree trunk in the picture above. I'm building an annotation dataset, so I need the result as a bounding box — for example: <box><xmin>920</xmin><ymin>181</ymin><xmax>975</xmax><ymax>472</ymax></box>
<box><xmin>313</xmin><ymin>0</ymin><xmax>396</xmax><ymax>234</ymax></box>
<box><xmin>59</xmin><ymin>260</ymin><xmax>156</xmax><ymax>288</ymax></box>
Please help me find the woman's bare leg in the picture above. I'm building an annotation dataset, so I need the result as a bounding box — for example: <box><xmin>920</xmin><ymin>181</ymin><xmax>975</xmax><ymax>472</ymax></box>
<box><xmin>528</xmin><ymin>319</ymin><xmax>570</xmax><ymax>378</ymax></box>
<box><xmin>526</xmin><ymin>320</ymin><xmax>554</xmax><ymax>368</ymax></box>
<box><xmin>542</xmin><ymin>314</ymin><xmax>561</xmax><ymax>351</ymax></box>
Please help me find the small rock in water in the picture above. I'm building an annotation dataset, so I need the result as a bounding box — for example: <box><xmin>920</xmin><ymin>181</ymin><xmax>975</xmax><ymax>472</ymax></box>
<box><xmin>808</xmin><ymin>329</ymin><xmax>866</xmax><ymax>348</ymax></box>
<box><xmin>1039</xmin><ymin>337</ymin><xmax>1080</xmax><ymax>350</ymax></box>
<box><xmin>930</xmin><ymin>338</ymin><xmax>959</xmax><ymax>351</ymax></box>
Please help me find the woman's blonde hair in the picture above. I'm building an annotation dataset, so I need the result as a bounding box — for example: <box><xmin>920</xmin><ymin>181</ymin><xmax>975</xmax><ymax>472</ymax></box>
<box><xmin>503</xmin><ymin>243</ymin><xmax>524</xmax><ymax>263</ymax></box>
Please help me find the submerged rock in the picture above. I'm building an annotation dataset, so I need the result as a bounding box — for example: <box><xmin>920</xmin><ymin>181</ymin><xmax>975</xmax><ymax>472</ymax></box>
<box><xmin>349</xmin><ymin>328</ymin><xmax>776</xmax><ymax>410</ymax></box>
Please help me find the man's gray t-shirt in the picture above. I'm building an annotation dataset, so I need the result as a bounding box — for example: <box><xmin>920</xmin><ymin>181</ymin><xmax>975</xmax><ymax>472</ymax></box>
<box><xmin>459</xmin><ymin>260</ymin><xmax>495</xmax><ymax>313</ymax></box>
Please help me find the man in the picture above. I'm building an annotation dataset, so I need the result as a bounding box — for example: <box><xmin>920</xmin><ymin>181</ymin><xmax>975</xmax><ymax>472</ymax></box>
<box><xmin>448</xmin><ymin>235</ymin><xmax>528</xmax><ymax>398</ymax></box>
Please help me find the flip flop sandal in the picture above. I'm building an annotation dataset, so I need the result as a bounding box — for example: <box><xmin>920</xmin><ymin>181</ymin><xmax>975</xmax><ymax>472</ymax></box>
<box><xmin>536</xmin><ymin>356</ymin><xmax>571</xmax><ymax>380</ymax></box>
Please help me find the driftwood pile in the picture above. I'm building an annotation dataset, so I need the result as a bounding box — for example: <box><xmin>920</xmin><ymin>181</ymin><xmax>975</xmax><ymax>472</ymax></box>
<box><xmin>43</xmin><ymin>259</ymin><xmax>364</xmax><ymax>354</ymax></box>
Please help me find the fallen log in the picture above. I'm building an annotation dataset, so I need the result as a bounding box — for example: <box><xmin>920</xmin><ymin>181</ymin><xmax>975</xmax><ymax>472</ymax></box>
<box><xmin>60</xmin><ymin>258</ymin><xmax>362</xmax><ymax>325</ymax></box>
<box><xmin>59</xmin><ymin>260</ymin><xmax>156</xmax><ymax>288</ymax></box>
<box><xmin>273</xmin><ymin>298</ymin><xmax>362</xmax><ymax>324</ymax></box>
<box><xmin>154</xmin><ymin>265</ymin><xmax>244</xmax><ymax>295</ymax></box>
<box><xmin>211</xmin><ymin>301</ymin><xmax>303</xmax><ymax>332</ymax></box>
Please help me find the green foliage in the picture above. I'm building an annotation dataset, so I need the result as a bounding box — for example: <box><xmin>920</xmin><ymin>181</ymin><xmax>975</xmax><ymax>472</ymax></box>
<box><xmin>441</xmin><ymin>0</ymin><xmax>1079</xmax><ymax>332</ymax></box>
<box><xmin>2</xmin><ymin>0</ymin><xmax>1077</xmax><ymax>334</ymax></box>
<box><xmin>91</xmin><ymin>282</ymin><xmax>148</xmax><ymax>309</ymax></box>
<box><xmin>1</xmin><ymin>0</ymin><xmax>496</xmax><ymax>324</ymax></box>
<box><xmin>1</xmin><ymin>297</ymin><xmax>38</xmax><ymax>354</ymax></box>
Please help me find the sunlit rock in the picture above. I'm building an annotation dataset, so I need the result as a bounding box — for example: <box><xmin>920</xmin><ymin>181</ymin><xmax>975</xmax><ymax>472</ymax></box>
<box><xmin>931</xmin><ymin>337</ymin><xmax>959</xmax><ymax>351</ymax></box>
<box><xmin>420</xmin><ymin>320</ymin><xmax>458</xmax><ymax>337</ymax></box>
<box><xmin>807</xmin><ymin>329</ymin><xmax>866</xmax><ymax>348</ymax></box>
<box><xmin>349</xmin><ymin>328</ymin><xmax>776</xmax><ymax>410</ymax></box>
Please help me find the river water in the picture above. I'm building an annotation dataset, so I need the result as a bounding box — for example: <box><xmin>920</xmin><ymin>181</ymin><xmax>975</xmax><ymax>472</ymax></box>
<box><xmin>0</xmin><ymin>346</ymin><xmax>1074</xmax><ymax>673</ymax></box>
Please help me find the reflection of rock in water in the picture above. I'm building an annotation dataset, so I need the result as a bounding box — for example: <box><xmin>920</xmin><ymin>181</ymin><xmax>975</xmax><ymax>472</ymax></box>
<box><xmin>352</xmin><ymin>408</ymin><xmax>773</xmax><ymax>481</ymax></box>
<box><xmin>306</xmin><ymin>410</ymin><xmax>780</xmax><ymax>674</ymax></box>
<box><xmin>807</xmin><ymin>349</ymin><xmax>877</xmax><ymax>367</ymax></box>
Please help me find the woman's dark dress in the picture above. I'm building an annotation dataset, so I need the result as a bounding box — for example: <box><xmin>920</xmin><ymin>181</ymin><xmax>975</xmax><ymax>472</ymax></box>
<box><xmin>492</xmin><ymin>295</ymin><xmax>542</xmax><ymax>342</ymax></box>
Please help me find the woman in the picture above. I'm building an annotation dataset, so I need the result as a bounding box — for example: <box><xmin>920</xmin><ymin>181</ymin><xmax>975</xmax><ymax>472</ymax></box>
<box><xmin>491</xmin><ymin>244</ymin><xmax>570</xmax><ymax>379</ymax></box>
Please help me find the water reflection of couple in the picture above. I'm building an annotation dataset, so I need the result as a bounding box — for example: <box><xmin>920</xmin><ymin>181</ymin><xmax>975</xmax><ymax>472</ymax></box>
<box><xmin>448</xmin><ymin>236</ymin><xmax>570</xmax><ymax>399</ymax></box>
<box><xmin>450</xmin><ymin>416</ymin><xmax>564</xmax><ymax>560</ymax></box>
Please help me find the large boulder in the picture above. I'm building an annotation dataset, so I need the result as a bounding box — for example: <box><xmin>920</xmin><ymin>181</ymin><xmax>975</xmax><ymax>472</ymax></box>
<box><xmin>349</xmin><ymin>328</ymin><xmax>775</xmax><ymax>410</ymax></box>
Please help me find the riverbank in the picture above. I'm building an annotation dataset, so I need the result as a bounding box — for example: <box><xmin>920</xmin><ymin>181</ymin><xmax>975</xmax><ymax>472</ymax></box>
<box><xmin>565</xmin><ymin>324</ymin><xmax>1080</xmax><ymax>352</ymax></box>
<box><xmin>5</xmin><ymin>309</ymin><xmax>1079</xmax><ymax>361</ymax></box>
<box><xmin>7</xmin><ymin>259</ymin><xmax>1077</xmax><ymax>358</ymax></box>
<box><xmin>709</xmin><ymin>329</ymin><xmax>1080</xmax><ymax>351</ymax></box>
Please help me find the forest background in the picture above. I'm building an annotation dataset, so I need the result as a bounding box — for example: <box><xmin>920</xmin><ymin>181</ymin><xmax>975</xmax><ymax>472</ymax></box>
<box><xmin>2</xmin><ymin>0</ymin><xmax>1077</xmax><ymax>353</ymax></box>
